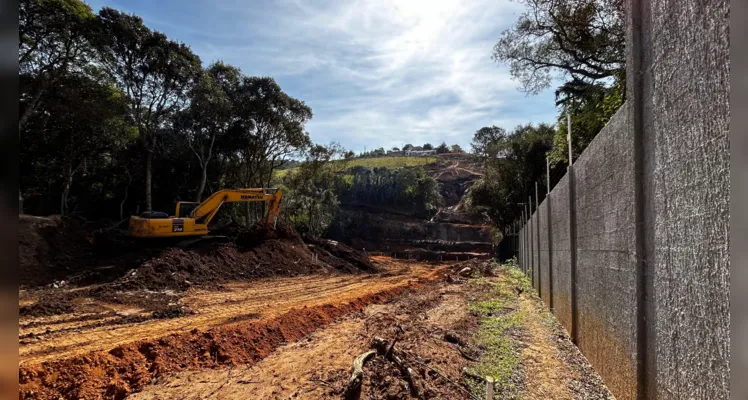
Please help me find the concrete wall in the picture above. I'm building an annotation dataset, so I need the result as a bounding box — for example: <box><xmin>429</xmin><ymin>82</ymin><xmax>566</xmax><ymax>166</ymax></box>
<box><xmin>515</xmin><ymin>1</ymin><xmax>729</xmax><ymax>398</ymax></box>
<box><xmin>573</xmin><ymin>102</ymin><xmax>639</xmax><ymax>399</ymax></box>
<box><xmin>538</xmin><ymin>197</ymin><xmax>551</xmax><ymax>305</ymax></box>
<box><xmin>640</xmin><ymin>0</ymin><xmax>730</xmax><ymax>398</ymax></box>
<box><xmin>550</xmin><ymin>173</ymin><xmax>572</xmax><ymax>335</ymax></box>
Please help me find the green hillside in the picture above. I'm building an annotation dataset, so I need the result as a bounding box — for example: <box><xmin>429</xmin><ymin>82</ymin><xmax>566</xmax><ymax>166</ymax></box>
<box><xmin>276</xmin><ymin>156</ymin><xmax>437</xmax><ymax>178</ymax></box>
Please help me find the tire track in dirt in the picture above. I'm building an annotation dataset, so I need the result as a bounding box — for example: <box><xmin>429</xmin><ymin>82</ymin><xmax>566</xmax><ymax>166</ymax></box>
<box><xmin>19</xmin><ymin>259</ymin><xmax>447</xmax><ymax>399</ymax></box>
<box><xmin>19</xmin><ymin>259</ymin><xmax>424</xmax><ymax>365</ymax></box>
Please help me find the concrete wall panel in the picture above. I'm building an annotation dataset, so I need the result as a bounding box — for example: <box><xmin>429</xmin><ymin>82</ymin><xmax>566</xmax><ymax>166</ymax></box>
<box><xmin>641</xmin><ymin>0</ymin><xmax>730</xmax><ymax>397</ymax></box>
<box><xmin>538</xmin><ymin>197</ymin><xmax>551</xmax><ymax>305</ymax></box>
<box><xmin>550</xmin><ymin>174</ymin><xmax>572</xmax><ymax>333</ymax></box>
<box><xmin>573</xmin><ymin>102</ymin><xmax>639</xmax><ymax>400</ymax></box>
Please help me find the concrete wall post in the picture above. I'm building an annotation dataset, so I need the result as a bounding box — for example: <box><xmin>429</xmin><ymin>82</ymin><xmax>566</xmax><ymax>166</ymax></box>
<box><xmin>535</xmin><ymin>183</ymin><xmax>541</xmax><ymax>296</ymax></box>
<box><xmin>529</xmin><ymin>196</ymin><xmax>534</xmax><ymax>283</ymax></box>
<box><xmin>568</xmin><ymin>165</ymin><xmax>578</xmax><ymax>345</ymax></box>
<box><xmin>546</xmin><ymin>171</ymin><xmax>553</xmax><ymax>311</ymax></box>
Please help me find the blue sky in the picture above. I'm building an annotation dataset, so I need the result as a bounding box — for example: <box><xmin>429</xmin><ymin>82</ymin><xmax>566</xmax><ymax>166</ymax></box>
<box><xmin>86</xmin><ymin>0</ymin><xmax>560</xmax><ymax>153</ymax></box>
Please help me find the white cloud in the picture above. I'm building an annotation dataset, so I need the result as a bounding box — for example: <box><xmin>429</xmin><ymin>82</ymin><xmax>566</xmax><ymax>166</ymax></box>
<box><xmin>88</xmin><ymin>0</ymin><xmax>560</xmax><ymax>153</ymax></box>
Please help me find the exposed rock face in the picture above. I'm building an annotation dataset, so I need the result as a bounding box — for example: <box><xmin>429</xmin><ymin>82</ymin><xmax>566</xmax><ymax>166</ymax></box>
<box><xmin>328</xmin><ymin>154</ymin><xmax>493</xmax><ymax>260</ymax></box>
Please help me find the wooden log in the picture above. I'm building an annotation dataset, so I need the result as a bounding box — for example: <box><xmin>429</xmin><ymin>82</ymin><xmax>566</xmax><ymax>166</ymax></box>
<box><xmin>485</xmin><ymin>376</ymin><xmax>494</xmax><ymax>400</ymax></box>
<box><xmin>344</xmin><ymin>350</ymin><xmax>377</xmax><ymax>399</ymax></box>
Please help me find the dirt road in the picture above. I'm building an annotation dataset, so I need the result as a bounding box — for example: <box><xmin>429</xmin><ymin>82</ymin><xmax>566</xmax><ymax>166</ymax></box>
<box><xmin>19</xmin><ymin>257</ymin><xmax>452</xmax><ymax>399</ymax></box>
<box><xmin>128</xmin><ymin>262</ymin><xmax>613</xmax><ymax>400</ymax></box>
<box><xmin>19</xmin><ymin>257</ymin><xmax>442</xmax><ymax>366</ymax></box>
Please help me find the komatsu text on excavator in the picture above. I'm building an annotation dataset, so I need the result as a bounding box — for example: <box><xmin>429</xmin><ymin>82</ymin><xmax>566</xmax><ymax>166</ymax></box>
<box><xmin>128</xmin><ymin>188</ymin><xmax>282</xmax><ymax>238</ymax></box>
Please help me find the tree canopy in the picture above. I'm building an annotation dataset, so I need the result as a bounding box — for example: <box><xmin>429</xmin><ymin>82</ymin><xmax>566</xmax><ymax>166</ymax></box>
<box><xmin>467</xmin><ymin>123</ymin><xmax>554</xmax><ymax>233</ymax></box>
<box><xmin>493</xmin><ymin>0</ymin><xmax>625</xmax><ymax>165</ymax></box>
<box><xmin>20</xmin><ymin>0</ymin><xmax>313</xmax><ymax>222</ymax></box>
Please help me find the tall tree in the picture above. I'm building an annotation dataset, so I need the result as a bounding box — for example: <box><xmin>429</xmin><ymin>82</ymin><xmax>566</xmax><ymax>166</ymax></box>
<box><xmin>451</xmin><ymin>144</ymin><xmax>463</xmax><ymax>153</ymax></box>
<box><xmin>94</xmin><ymin>8</ymin><xmax>202</xmax><ymax>211</ymax></box>
<box><xmin>281</xmin><ymin>143</ymin><xmax>344</xmax><ymax>235</ymax></box>
<box><xmin>20</xmin><ymin>73</ymin><xmax>136</xmax><ymax>215</ymax></box>
<box><xmin>467</xmin><ymin>123</ymin><xmax>554</xmax><ymax>232</ymax></box>
<box><xmin>19</xmin><ymin>0</ymin><xmax>97</xmax><ymax>132</ymax></box>
<box><xmin>492</xmin><ymin>0</ymin><xmax>625</xmax><ymax>164</ymax></box>
<box><xmin>231</xmin><ymin>76</ymin><xmax>312</xmax><ymax>189</ymax></box>
<box><xmin>422</xmin><ymin>143</ymin><xmax>433</xmax><ymax>150</ymax></box>
<box><xmin>436</xmin><ymin>142</ymin><xmax>449</xmax><ymax>154</ymax></box>
<box><xmin>175</xmin><ymin>62</ymin><xmax>240</xmax><ymax>201</ymax></box>
<box><xmin>493</xmin><ymin>0</ymin><xmax>624</xmax><ymax>97</ymax></box>
<box><xmin>471</xmin><ymin>126</ymin><xmax>507</xmax><ymax>157</ymax></box>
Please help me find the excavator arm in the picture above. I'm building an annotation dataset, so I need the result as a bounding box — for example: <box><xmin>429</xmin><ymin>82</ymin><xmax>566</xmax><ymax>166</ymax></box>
<box><xmin>128</xmin><ymin>188</ymin><xmax>283</xmax><ymax>238</ymax></box>
<box><xmin>190</xmin><ymin>188</ymin><xmax>282</xmax><ymax>226</ymax></box>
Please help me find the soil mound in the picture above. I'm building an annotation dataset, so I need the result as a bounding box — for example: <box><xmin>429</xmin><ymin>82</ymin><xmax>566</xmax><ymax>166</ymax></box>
<box><xmin>304</xmin><ymin>236</ymin><xmax>379</xmax><ymax>273</ymax></box>
<box><xmin>19</xmin><ymin>215</ymin><xmax>95</xmax><ymax>287</ymax></box>
<box><xmin>115</xmin><ymin>238</ymin><xmax>322</xmax><ymax>291</ymax></box>
<box><xmin>20</xmin><ymin>217</ymin><xmax>377</xmax><ymax>307</ymax></box>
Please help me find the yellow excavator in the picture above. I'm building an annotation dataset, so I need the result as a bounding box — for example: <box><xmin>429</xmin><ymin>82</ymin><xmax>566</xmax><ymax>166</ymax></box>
<box><xmin>128</xmin><ymin>188</ymin><xmax>283</xmax><ymax>239</ymax></box>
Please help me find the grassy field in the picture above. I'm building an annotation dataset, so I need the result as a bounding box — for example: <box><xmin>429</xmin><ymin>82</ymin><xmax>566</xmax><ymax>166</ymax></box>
<box><xmin>275</xmin><ymin>156</ymin><xmax>437</xmax><ymax>178</ymax></box>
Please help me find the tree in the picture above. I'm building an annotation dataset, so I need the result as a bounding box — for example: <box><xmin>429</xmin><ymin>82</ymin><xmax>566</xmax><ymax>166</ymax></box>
<box><xmin>436</xmin><ymin>142</ymin><xmax>450</xmax><ymax>154</ymax></box>
<box><xmin>175</xmin><ymin>62</ymin><xmax>239</xmax><ymax>201</ymax></box>
<box><xmin>344</xmin><ymin>150</ymin><xmax>356</xmax><ymax>159</ymax></box>
<box><xmin>451</xmin><ymin>144</ymin><xmax>463</xmax><ymax>153</ymax></box>
<box><xmin>19</xmin><ymin>0</ymin><xmax>97</xmax><ymax>132</ymax></box>
<box><xmin>492</xmin><ymin>0</ymin><xmax>625</xmax><ymax>165</ymax></box>
<box><xmin>94</xmin><ymin>7</ymin><xmax>202</xmax><ymax>211</ymax></box>
<box><xmin>403</xmin><ymin>144</ymin><xmax>414</xmax><ymax>151</ymax></box>
<box><xmin>414</xmin><ymin>172</ymin><xmax>440</xmax><ymax>218</ymax></box>
<box><xmin>548</xmin><ymin>77</ymin><xmax>623</xmax><ymax>164</ymax></box>
<box><xmin>492</xmin><ymin>0</ymin><xmax>624</xmax><ymax>97</ymax></box>
<box><xmin>21</xmin><ymin>73</ymin><xmax>136</xmax><ymax>215</ymax></box>
<box><xmin>467</xmin><ymin>123</ymin><xmax>554</xmax><ymax>233</ymax></box>
<box><xmin>281</xmin><ymin>143</ymin><xmax>344</xmax><ymax>235</ymax></box>
<box><xmin>391</xmin><ymin>147</ymin><xmax>400</xmax><ymax>152</ymax></box>
<box><xmin>422</xmin><ymin>143</ymin><xmax>433</xmax><ymax>150</ymax></box>
<box><xmin>224</xmin><ymin>76</ymin><xmax>311</xmax><ymax>224</ymax></box>
<box><xmin>471</xmin><ymin>126</ymin><xmax>507</xmax><ymax>157</ymax></box>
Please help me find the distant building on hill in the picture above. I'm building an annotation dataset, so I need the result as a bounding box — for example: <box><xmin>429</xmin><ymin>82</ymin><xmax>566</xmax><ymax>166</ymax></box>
<box><xmin>405</xmin><ymin>149</ymin><xmax>436</xmax><ymax>156</ymax></box>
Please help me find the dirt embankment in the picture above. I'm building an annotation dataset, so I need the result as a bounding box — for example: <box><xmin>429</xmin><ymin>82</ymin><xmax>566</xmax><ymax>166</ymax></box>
<box><xmin>19</xmin><ymin>215</ymin><xmax>377</xmax><ymax>318</ymax></box>
<box><xmin>128</xmin><ymin>261</ymin><xmax>613</xmax><ymax>400</ymax></box>
<box><xmin>18</xmin><ymin>282</ymin><xmax>432</xmax><ymax>400</ymax></box>
<box><xmin>327</xmin><ymin>154</ymin><xmax>493</xmax><ymax>261</ymax></box>
<box><xmin>18</xmin><ymin>214</ymin><xmax>443</xmax><ymax>399</ymax></box>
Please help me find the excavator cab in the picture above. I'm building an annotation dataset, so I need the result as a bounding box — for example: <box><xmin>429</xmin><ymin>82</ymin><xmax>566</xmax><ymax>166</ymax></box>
<box><xmin>128</xmin><ymin>188</ymin><xmax>282</xmax><ymax>239</ymax></box>
<box><xmin>176</xmin><ymin>202</ymin><xmax>199</xmax><ymax>218</ymax></box>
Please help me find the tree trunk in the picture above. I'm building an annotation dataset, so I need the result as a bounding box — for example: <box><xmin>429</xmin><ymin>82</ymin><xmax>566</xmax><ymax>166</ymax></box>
<box><xmin>19</xmin><ymin>81</ymin><xmax>46</xmax><ymax>135</ymax></box>
<box><xmin>61</xmin><ymin>168</ymin><xmax>73</xmax><ymax>216</ymax></box>
<box><xmin>145</xmin><ymin>149</ymin><xmax>153</xmax><ymax>211</ymax></box>
<box><xmin>196</xmin><ymin>164</ymin><xmax>207</xmax><ymax>202</ymax></box>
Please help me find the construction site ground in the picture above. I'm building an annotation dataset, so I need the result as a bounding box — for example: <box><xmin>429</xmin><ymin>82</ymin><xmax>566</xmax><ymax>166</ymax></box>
<box><xmin>128</xmin><ymin>262</ymin><xmax>613</xmax><ymax>399</ymax></box>
<box><xmin>19</xmin><ymin>185</ymin><xmax>611</xmax><ymax>399</ymax></box>
<box><xmin>20</xmin><ymin>254</ymin><xmax>613</xmax><ymax>399</ymax></box>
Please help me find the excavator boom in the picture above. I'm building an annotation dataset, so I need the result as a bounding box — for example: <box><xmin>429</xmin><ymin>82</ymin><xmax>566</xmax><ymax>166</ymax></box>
<box><xmin>128</xmin><ymin>188</ymin><xmax>282</xmax><ymax>238</ymax></box>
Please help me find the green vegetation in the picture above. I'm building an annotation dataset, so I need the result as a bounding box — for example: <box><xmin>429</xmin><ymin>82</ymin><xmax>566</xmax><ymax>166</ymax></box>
<box><xmin>276</xmin><ymin>156</ymin><xmax>436</xmax><ymax>179</ymax></box>
<box><xmin>339</xmin><ymin>156</ymin><xmax>436</xmax><ymax>169</ymax></box>
<box><xmin>276</xmin><ymin>145</ymin><xmax>441</xmax><ymax>234</ymax></box>
<box><xmin>493</xmin><ymin>0</ymin><xmax>624</xmax><ymax>165</ymax></box>
<box><xmin>466</xmin><ymin>264</ymin><xmax>532</xmax><ymax>399</ymax></box>
<box><xmin>466</xmin><ymin>123</ymin><xmax>554</xmax><ymax>234</ymax></box>
<box><xmin>20</xmin><ymin>0</ymin><xmax>312</xmax><ymax>220</ymax></box>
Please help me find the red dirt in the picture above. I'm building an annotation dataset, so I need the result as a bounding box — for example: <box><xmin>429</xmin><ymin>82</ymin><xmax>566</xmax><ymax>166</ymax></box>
<box><xmin>18</xmin><ymin>281</ymin><xmax>429</xmax><ymax>400</ymax></box>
